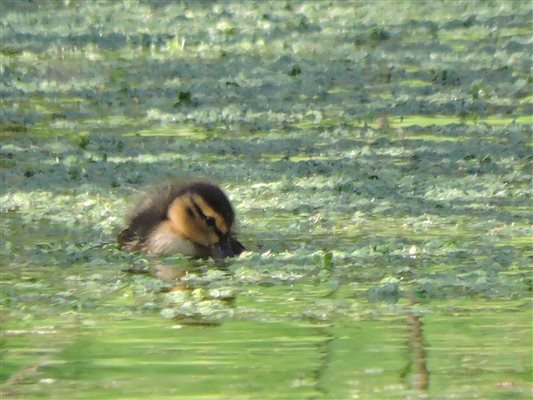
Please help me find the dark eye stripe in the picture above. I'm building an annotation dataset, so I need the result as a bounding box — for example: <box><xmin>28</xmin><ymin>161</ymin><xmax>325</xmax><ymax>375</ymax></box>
<box><xmin>190</xmin><ymin>197</ymin><xmax>224</xmax><ymax>237</ymax></box>
<box><xmin>190</xmin><ymin>198</ymin><xmax>206</xmax><ymax>220</ymax></box>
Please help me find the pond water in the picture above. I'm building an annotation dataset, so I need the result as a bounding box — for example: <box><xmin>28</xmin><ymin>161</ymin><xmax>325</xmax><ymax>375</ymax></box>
<box><xmin>1</xmin><ymin>1</ymin><xmax>532</xmax><ymax>399</ymax></box>
<box><xmin>2</xmin><ymin>297</ymin><xmax>532</xmax><ymax>400</ymax></box>
<box><xmin>1</xmin><ymin>224</ymin><xmax>531</xmax><ymax>399</ymax></box>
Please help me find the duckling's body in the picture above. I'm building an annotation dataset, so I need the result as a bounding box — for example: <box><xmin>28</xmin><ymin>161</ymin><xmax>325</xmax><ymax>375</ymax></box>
<box><xmin>118</xmin><ymin>180</ymin><xmax>244</xmax><ymax>258</ymax></box>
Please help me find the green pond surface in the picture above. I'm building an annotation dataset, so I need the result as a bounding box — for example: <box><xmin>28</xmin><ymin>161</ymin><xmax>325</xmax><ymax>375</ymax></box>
<box><xmin>2</xmin><ymin>306</ymin><xmax>530</xmax><ymax>400</ymax></box>
<box><xmin>1</xmin><ymin>1</ymin><xmax>532</xmax><ymax>399</ymax></box>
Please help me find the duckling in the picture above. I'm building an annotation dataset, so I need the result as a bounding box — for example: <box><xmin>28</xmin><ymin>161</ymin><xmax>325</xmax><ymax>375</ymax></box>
<box><xmin>118</xmin><ymin>180</ymin><xmax>244</xmax><ymax>259</ymax></box>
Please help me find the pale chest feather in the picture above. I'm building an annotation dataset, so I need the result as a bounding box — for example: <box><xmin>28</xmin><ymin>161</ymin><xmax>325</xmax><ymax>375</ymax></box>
<box><xmin>145</xmin><ymin>220</ymin><xmax>199</xmax><ymax>256</ymax></box>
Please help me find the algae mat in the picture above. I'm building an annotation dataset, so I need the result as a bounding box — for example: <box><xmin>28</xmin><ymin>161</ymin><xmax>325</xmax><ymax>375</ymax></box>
<box><xmin>1</xmin><ymin>1</ymin><xmax>531</xmax><ymax>399</ymax></box>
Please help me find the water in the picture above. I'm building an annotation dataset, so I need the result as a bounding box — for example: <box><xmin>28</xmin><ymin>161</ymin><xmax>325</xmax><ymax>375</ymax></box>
<box><xmin>1</xmin><ymin>1</ymin><xmax>531</xmax><ymax>398</ymax></box>
<box><xmin>2</xmin><ymin>301</ymin><xmax>530</xmax><ymax>399</ymax></box>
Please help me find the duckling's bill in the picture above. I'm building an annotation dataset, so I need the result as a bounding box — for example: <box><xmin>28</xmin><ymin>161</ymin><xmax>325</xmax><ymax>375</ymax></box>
<box><xmin>212</xmin><ymin>234</ymin><xmax>235</xmax><ymax>258</ymax></box>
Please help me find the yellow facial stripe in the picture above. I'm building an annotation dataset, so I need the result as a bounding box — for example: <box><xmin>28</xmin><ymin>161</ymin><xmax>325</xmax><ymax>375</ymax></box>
<box><xmin>166</xmin><ymin>197</ymin><xmax>206</xmax><ymax>247</ymax></box>
<box><xmin>190</xmin><ymin>194</ymin><xmax>229</xmax><ymax>235</ymax></box>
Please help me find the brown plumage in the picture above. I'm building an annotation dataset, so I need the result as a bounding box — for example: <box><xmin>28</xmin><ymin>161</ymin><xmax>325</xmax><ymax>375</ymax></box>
<box><xmin>118</xmin><ymin>180</ymin><xmax>245</xmax><ymax>258</ymax></box>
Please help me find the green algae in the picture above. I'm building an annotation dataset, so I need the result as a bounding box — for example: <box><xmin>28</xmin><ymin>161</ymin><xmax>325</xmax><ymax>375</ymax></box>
<box><xmin>1</xmin><ymin>0</ymin><xmax>531</xmax><ymax>399</ymax></box>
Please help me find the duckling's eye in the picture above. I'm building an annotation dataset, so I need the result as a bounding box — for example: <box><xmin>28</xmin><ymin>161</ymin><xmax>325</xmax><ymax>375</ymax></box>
<box><xmin>205</xmin><ymin>216</ymin><xmax>216</xmax><ymax>227</ymax></box>
<box><xmin>186</xmin><ymin>207</ymin><xmax>194</xmax><ymax>217</ymax></box>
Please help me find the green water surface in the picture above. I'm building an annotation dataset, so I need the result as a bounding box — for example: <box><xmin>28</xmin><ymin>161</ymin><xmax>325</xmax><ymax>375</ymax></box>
<box><xmin>1</xmin><ymin>1</ymin><xmax>531</xmax><ymax>399</ymax></box>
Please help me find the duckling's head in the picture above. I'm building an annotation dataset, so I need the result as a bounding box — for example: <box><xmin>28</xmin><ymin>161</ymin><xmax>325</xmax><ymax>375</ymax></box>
<box><xmin>166</xmin><ymin>182</ymin><xmax>237</xmax><ymax>258</ymax></box>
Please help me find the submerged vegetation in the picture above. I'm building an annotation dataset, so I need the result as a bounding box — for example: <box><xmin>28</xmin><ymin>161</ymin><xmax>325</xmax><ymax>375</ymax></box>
<box><xmin>1</xmin><ymin>1</ymin><xmax>531</xmax><ymax>399</ymax></box>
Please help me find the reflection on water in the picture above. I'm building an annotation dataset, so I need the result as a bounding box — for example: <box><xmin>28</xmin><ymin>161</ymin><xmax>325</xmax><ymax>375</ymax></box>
<box><xmin>405</xmin><ymin>310</ymin><xmax>429</xmax><ymax>394</ymax></box>
<box><xmin>151</xmin><ymin>263</ymin><xmax>189</xmax><ymax>282</ymax></box>
<box><xmin>2</xmin><ymin>277</ymin><xmax>531</xmax><ymax>399</ymax></box>
<box><xmin>407</xmin><ymin>313</ymin><xmax>429</xmax><ymax>391</ymax></box>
